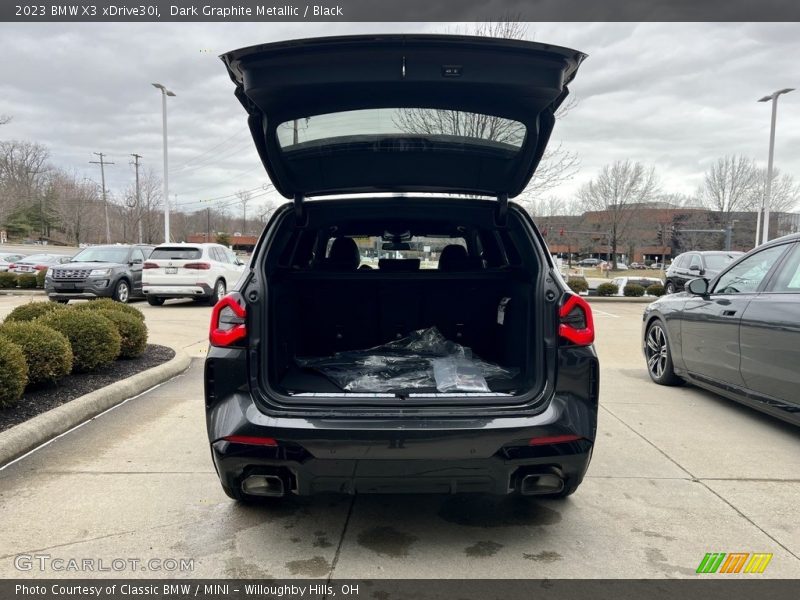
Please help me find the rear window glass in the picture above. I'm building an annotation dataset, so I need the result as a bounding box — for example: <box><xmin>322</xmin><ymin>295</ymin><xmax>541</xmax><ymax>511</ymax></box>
<box><xmin>277</xmin><ymin>108</ymin><xmax>526</xmax><ymax>152</ymax></box>
<box><xmin>150</xmin><ymin>247</ymin><xmax>202</xmax><ymax>260</ymax></box>
<box><xmin>324</xmin><ymin>236</ymin><xmax>468</xmax><ymax>270</ymax></box>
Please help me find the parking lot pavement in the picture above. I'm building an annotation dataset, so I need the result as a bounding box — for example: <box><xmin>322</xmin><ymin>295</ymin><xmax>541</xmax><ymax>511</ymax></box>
<box><xmin>0</xmin><ymin>297</ymin><xmax>798</xmax><ymax>578</ymax></box>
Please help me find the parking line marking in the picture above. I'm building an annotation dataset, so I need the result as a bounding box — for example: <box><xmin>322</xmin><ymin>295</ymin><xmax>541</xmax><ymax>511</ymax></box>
<box><xmin>591</xmin><ymin>308</ymin><xmax>620</xmax><ymax>318</ymax></box>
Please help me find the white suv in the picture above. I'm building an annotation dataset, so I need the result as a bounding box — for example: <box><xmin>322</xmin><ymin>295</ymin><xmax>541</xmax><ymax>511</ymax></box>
<box><xmin>142</xmin><ymin>243</ymin><xmax>245</xmax><ymax>306</ymax></box>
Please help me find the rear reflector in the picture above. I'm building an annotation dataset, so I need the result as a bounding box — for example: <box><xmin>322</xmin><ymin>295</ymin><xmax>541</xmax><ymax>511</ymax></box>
<box><xmin>529</xmin><ymin>434</ymin><xmax>583</xmax><ymax>446</ymax></box>
<box><xmin>184</xmin><ymin>262</ymin><xmax>211</xmax><ymax>270</ymax></box>
<box><xmin>209</xmin><ymin>293</ymin><xmax>247</xmax><ymax>347</ymax></box>
<box><xmin>558</xmin><ymin>293</ymin><xmax>595</xmax><ymax>346</ymax></box>
<box><xmin>222</xmin><ymin>435</ymin><xmax>278</xmax><ymax>447</ymax></box>
<box><xmin>142</xmin><ymin>262</ymin><xmax>158</xmax><ymax>269</ymax></box>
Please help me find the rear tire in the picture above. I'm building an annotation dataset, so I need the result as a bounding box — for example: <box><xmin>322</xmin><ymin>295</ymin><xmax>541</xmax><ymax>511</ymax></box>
<box><xmin>146</xmin><ymin>296</ymin><xmax>165</xmax><ymax>306</ymax></box>
<box><xmin>112</xmin><ymin>279</ymin><xmax>130</xmax><ymax>303</ymax></box>
<box><xmin>49</xmin><ymin>298</ymin><xmax>69</xmax><ymax>304</ymax></box>
<box><xmin>645</xmin><ymin>319</ymin><xmax>682</xmax><ymax>386</ymax></box>
<box><xmin>665</xmin><ymin>281</ymin><xmax>676</xmax><ymax>294</ymax></box>
<box><xmin>208</xmin><ymin>279</ymin><xmax>226</xmax><ymax>306</ymax></box>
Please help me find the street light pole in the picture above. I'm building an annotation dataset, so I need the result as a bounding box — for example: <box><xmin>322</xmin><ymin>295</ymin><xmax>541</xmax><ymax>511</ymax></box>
<box><xmin>757</xmin><ymin>88</ymin><xmax>794</xmax><ymax>245</ymax></box>
<box><xmin>152</xmin><ymin>83</ymin><xmax>176</xmax><ymax>243</ymax></box>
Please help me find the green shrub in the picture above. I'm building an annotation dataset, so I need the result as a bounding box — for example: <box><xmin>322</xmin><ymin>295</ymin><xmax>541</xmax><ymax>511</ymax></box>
<box><xmin>567</xmin><ymin>277</ymin><xmax>589</xmax><ymax>294</ymax></box>
<box><xmin>73</xmin><ymin>298</ymin><xmax>145</xmax><ymax>321</ymax></box>
<box><xmin>0</xmin><ymin>272</ymin><xmax>17</xmax><ymax>289</ymax></box>
<box><xmin>97</xmin><ymin>309</ymin><xmax>148</xmax><ymax>359</ymax></box>
<box><xmin>0</xmin><ymin>336</ymin><xmax>28</xmax><ymax>407</ymax></box>
<box><xmin>0</xmin><ymin>321</ymin><xmax>73</xmax><ymax>386</ymax></box>
<box><xmin>4</xmin><ymin>301</ymin><xmax>66</xmax><ymax>323</ymax></box>
<box><xmin>39</xmin><ymin>309</ymin><xmax>121</xmax><ymax>372</ymax></box>
<box><xmin>596</xmin><ymin>282</ymin><xmax>619</xmax><ymax>297</ymax></box>
<box><xmin>646</xmin><ymin>283</ymin><xmax>665</xmax><ymax>297</ymax></box>
<box><xmin>36</xmin><ymin>269</ymin><xmax>47</xmax><ymax>288</ymax></box>
<box><xmin>16</xmin><ymin>274</ymin><xmax>38</xmax><ymax>289</ymax></box>
<box><xmin>623</xmin><ymin>283</ymin><xmax>646</xmax><ymax>297</ymax></box>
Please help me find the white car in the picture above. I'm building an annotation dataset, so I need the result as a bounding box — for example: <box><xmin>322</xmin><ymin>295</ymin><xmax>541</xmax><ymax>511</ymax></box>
<box><xmin>142</xmin><ymin>243</ymin><xmax>245</xmax><ymax>306</ymax></box>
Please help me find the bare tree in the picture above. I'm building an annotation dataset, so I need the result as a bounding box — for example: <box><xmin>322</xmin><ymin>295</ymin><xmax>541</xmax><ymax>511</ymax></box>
<box><xmin>578</xmin><ymin>160</ymin><xmax>660</xmax><ymax>269</ymax></box>
<box><xmin>696</xmin><ymin>156</ymin><xmax>760</xmax><ymax>224</ymax></box>
<box><xmin>134</xmin><ymin>168</ymin><xmax>163</xmax><ymax>243</ymax></box>
<box><xmin>755</xmin><ymin>168</ymin><xmax>800</xmax><ymax>214</ymax></box>
<box><xmin>0</xmin><ymin>140</ymin><xmax>50</xmax><ymax>227</ymax></box>
<box><xmin>48</xmin><ymin>171</ymin><xmax>101</xmax><ymax>245</ymax></box>
<box><xmin>395</xmin><ymin>20</ymin><xmax>579</xmax><ymax>208</ymax></box>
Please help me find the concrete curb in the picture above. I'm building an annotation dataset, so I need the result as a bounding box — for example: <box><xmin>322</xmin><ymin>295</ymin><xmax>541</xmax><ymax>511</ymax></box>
<box><xmin>585</xmin><ymin>296</ymin><xmax>655</xmax><ymax>303</ymax></box>
<box><xmin>0</xmin><ymin>347</ymin><xmax>192</xmax><ymax>467</ymax></box>
<box><xmin>0</xmin><ymin>289</ymin><xmax>45</xmax><ymax>296</ymax></box>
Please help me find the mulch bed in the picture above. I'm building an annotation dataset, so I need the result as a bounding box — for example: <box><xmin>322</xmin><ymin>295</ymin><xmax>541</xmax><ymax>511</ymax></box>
<box><xmin>0</xmin><ymin>344</ymin><xmax>175</xmax><ymax>434</ymax></box>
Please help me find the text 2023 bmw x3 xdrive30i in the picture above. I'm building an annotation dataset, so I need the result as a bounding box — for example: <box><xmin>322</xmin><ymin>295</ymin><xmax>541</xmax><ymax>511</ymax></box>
<box><xmin>204</xmin><ymin>35</ymin><xmax>599</xmax><ymax>502</ymax></box>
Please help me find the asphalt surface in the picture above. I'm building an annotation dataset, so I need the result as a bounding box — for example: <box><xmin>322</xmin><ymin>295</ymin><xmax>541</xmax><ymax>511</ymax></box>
<box><xmin>0</xmin><ymin>297</ymin><xmax>798</xmax><ymax>578</ymax></box>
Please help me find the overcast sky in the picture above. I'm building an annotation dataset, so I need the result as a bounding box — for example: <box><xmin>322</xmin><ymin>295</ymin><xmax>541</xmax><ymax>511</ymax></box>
<box><xmin>1</xmin><ymin>22</ymin><xmax>798</xmax><ymax>215</ymax></box>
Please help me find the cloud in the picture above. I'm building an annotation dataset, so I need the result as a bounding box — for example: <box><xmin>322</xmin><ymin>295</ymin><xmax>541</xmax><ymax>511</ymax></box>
<box><xmin>0</xmin><ymin>22</ymin><xmax>798</xmax><ymax>211</ymax></box>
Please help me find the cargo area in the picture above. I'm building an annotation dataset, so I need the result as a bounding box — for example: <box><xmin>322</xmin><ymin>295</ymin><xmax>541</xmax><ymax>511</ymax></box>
<box><xmin>256</xmin><ymin>198</ymin><xmax>547</xmax><ymax>401</ymax></box>
<box><xmin>268</xmin><ymin>271</ymin><xmax>534</xmax><ymax>395</ymax></box>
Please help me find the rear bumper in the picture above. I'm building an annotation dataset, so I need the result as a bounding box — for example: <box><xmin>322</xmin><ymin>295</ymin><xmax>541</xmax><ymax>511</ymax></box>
<box><xmin>143</xmin><ymin>283</ymin><xmax>212</xmax><ymax>298</ymax></box>
<box><xmin>207</xmin><ymin>383</ymin><xmax>597</xmax><ymax>497</ymax></box>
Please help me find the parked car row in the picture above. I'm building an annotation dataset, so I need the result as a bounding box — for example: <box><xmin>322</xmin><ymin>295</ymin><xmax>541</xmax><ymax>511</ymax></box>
<box><xmin>1</xmin><ymin>242</ymin><xmax>245</xmax><ymax>306</ymax></box>
<box><xmin>643</xmin><ymin>234</ymin><xmax>800</xmax><ymax>426</ymax></box>
<box><xmin>4</xmin><ymin>254</ymin><xmax>71</xmax><ymax>273</ymax></box>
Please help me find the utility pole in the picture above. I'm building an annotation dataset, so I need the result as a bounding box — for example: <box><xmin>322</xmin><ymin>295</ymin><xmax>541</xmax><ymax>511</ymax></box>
<box><xmin>90</xmin><ymin>152</ymin><xmax>114</xmax><ymax>243</ymax></box>
<box><xmin>206</xmin><ymin>207</ymin><xmax>211</xmax><ymax>243</ymax></box>
<box><xmin>131</xmin><ymin>153</ymin><xmax>143</xmax><ymax>243</ymax></box>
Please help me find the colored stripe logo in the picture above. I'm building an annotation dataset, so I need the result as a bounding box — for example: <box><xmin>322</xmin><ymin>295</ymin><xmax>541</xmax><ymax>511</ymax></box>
<box><xmin>696</xmin><ymin>553</ymin><xmax>772</xmax><ymax>574</ymax></box>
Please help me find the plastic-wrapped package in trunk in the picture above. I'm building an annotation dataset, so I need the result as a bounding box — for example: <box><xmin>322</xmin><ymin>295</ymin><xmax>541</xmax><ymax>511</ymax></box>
<box><xmin>295</xmin><ymin>327</ymin><xmax>518</xmax><ymax>393</ymax></box>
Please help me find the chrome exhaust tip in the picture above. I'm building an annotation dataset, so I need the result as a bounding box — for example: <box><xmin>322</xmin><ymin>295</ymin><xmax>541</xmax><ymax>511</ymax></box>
<box><xmin>241</xmin><ymin>474</ymin><xmax>286</xmax><ymax>497</ymax></box>
<box><xmin>520</xmin><ymin>473</ymin><xmax>565</xmax><ymax>496</ymax></box>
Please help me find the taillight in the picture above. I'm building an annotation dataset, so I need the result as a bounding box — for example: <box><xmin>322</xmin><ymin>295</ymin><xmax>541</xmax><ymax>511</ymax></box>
<box><xmin>143</xmin><ymin>262</ymin><xmax>158</xmax><ymax>269</ymax></box>
<box><xmin>558</xmin><ymin>294</ymin><xmax>594</xmax><ymax>346</ymax></box>
<box><xmin>209</xmin><ymin>294</ymin><xmax>246</xmax><ymax>347</ymax></box>
<box><xmin>221</xmin><ymin>435</ymin><xmax>277</xmax><ymax>447</ymax></box>
<box><xmin>184</xmin><ymin>262</ymin><xmax>211</xmax><ymax>270</ymax></box>
<box><xmin>8</xmin><ymin>264</ymin><xmax>15</xmax><ymax>269</ymax></box>
<box><xmin>529</xmin><ymin>434</ymin><xmax>583</xmax><ymax>446</ymax></box>
<box><xmin>34</xmin><ymin>265</ymin><xmax>48</xmax><ymax>270</ymax></box>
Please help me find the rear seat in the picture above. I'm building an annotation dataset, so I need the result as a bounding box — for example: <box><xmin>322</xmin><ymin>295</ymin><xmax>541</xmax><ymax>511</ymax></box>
<box><xmin>286</xmin><ymin>276</ymin><xmax>520</xmax><ymax>361</ymax></box>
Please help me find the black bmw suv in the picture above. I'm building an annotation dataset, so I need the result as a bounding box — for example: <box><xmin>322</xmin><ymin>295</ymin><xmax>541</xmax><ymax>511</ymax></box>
<box><xmin>205</xmin><ymin>35</ymin><xmax>599</xmax><ymax>502</ymax></box>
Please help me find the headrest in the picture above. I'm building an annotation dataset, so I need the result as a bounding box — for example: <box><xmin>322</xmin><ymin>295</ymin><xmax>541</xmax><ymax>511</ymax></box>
<box><xmin>325</xmin><ymin>237</ymin><xmax>360</xmax><ymax>270</ymax></box>
<box><xmin>438</xmin><ymin>244</ymin><xmax>483</xmax><ymax>271</ymax></box>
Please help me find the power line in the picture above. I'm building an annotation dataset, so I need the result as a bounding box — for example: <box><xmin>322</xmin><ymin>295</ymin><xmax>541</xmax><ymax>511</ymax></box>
<box><xmin>168</xmin><ymin>127</ymin><xmax>249</xmax><ymax>171</ymax></box>
<box><xmin>169</xmin><ymin>135</ymin><xmax>253</xmax><ymax>174</ymax></box>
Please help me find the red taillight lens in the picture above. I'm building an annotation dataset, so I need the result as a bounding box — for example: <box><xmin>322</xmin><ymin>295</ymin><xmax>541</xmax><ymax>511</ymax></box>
<box><xmin>209</xmin><ymin>294</ymin><xmax>247</xmax><ymax>347</ymax></box>
<box><xmin>184</xmin><ymin>262</ymin><xmax>211</xmax><ymax>270</ymax></box>
<box><xmin>529</xmin><ymin>434</ymin><xmax>583</xmax><ymax>446</ymax></box>
<box><xmin>222</xmin><ymin>435</ymin><xmax>278</xmax><ymax>447</ymax></box>
<box><xmin>142</xmin><ymin>261</ymin><xmax>158</xmax><ymax>269</ymax></box>
<box><xmin>34</xmin><ymin>265</ymin><xmax>48</xmax><ymax>270</ymax></box>
<box><xmin>8</xmin><ymin>264</ymin><xmax>15</xmax><ymax>269</ymax></box>
<box><xmin>558</xmin><ymin>294</ymin><xmax>594</xmax><ymax>346</ymax></box>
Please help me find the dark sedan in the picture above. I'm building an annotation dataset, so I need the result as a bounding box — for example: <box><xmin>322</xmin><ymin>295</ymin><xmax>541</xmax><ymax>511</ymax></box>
<box><xmin>642</xmin><ymin>233</ymin><xmax>800</xmax><ymax>425</ymax></box>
